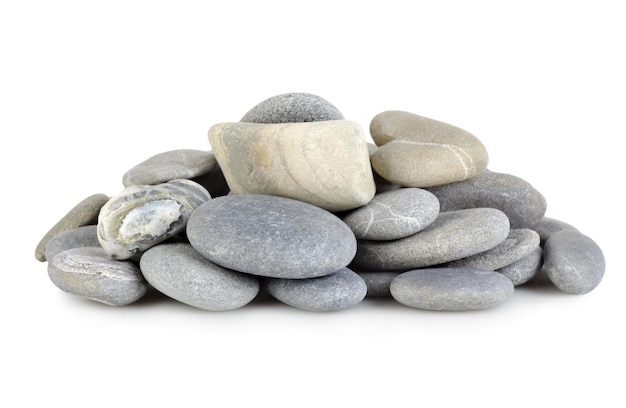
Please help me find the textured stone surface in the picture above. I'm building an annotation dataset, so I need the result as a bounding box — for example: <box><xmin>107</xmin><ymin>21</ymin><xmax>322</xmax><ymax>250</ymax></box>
<box><xmin>352</xmin><ymin>208</ymin><xmax>510</xmax><ymax>271</ymax></box>
<box><xmin>342</xmin><ymin>188</ymin><xmax>440</xmax><ymax>240</ymax></box>
<box><xmin>532</xmin><ymin>216</ymin><xmax>579</xmax><ymax>246</ymax></box>
<box><xmin>542</xmin><ymin>230</ymin><xmax>605</xmax><ymax>294</ymax></box>
<box><xmin>122</xmin><ymin>149</ymin><xmax>218</xmax><ymax>187</ymax></box>
<box><xmin>357</xmin><ymin>271</ymin><xmax>401</xmax><ymax>297</ymax></box>
<box><xmin>369</xmin><ymin>110</ymin><xmax>489</xmax><ymax>187</ymax></box>
<box><xmin>140</xmin><ymin>243</ymin><xmax>259</xmax><ymax>311</ymax></box>
<box><xmin>240</xmin><ymin>92</ymin><xmax>344</xmax><ymax>123</ymax></box>
<box><xmin>208</xmin><ymin>120</ymin><xmax>375</xmax><ymax>211</ymax></box>
<box><xmin>446</xmin><ymin>228</ymin><xmax>540</xmax><ymax>270</ymax></box>
<box><xmin>426</xmin><ymin>170</ymin><xmax>547</xmax><ymax>229</ymax></box>
<box><xmin>35</xmin><ymin>193</ymin><xmax>109</xmax><ymax>262</ymax></box>
<box><xmin>265</xmin><ymin>268</ymin><xmax>366</xmax><ymax>312</ymax></box>
<box><xmin>368</xmin><ymin>143</ymin><xmax>401</xmax><ymax>193</ymax></box>
<box><xmin>44</xmin><ymin>225</ymin><xmax>100</xmax><ymax>262</ymax></box>
<box><xmin>390</xmin><ymin>268</ymin><xmax>514</xmax><ymax>311</ymax></box>
<box><xmin>98</xmin><ymin>179</ymin><xmax>210</xmax><ymax>260</ymax></box>
<box><xmin>187</xmin><ymin>194</ymin><xmax>357</xmax><ymax>279</ymax></box>
<box><xmin>498</xmin><ymin>246</ymin><xmax>542</xmax><ymax>286</ymax></box>
<box><xmin>48</xmin><ymin>247</ymin><xmax>147</xmax><ymax>306</ymax></box>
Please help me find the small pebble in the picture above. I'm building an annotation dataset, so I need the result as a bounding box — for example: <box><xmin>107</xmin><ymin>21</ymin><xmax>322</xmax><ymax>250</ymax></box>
<box><xmin>357</xmin><ymin>271</ymin><xmax>401</xmax><ymax>297</ymax></box>
<box><xmin>240</xmin><ymin>92</ymin><xmax>344</xmax><ymax>123</ymax></box>
<box><xmin>44</xmin><ymin>225</ymin><xmax>100</xmax><ymax>261</ymax></box>
<box><xmin>532</xmin><ymin>216</ymin><xmax>579</xmax><ymax>246</ymax></box>
<box><xmin>497</xmin><ymin>246</ymin><xmax>543</xmax><ymax>286</ymax></box>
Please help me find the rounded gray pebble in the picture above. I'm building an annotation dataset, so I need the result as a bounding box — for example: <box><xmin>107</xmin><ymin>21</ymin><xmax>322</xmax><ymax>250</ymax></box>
<box><xmin>240</xmin><ymin>92</ymin><xmax>344</xmax><ymax>123</ymax></box>
<box><xmin>497</xmin><ymin>246</ymin><xmax>543</xmax><ymax>286</ymax></box>
<box><xmin>48</xmin><ymin>247</ymin><xmax>147</xmax><ymax>306</ymax></box>
<box><xmin>357</xmin><ymin>271</ymin><xmax>401</xmax><ymax>297</ymax></box>
<box><xmin>532</xmin><ymin>216</ymin><xmax>579</xmax><ymax>246</ymax></box>
<box><xmin>265</xmin><ymin>268</ymin><xmax>367</xmax><ymax>312</ymax></box>
<box><xmin>390</xmin><ymin>268</ymin><xmax>514</xmax><ymax>311</ymax></box>
<box><xmin>44</xmin><ymin>225</ymin><xmax>100</xmax><ymax>261</ymax></box>
<box><xmin>140</xmin><ymin>243</ymin><xmax>259</xmax><ymax>311</ymax></box>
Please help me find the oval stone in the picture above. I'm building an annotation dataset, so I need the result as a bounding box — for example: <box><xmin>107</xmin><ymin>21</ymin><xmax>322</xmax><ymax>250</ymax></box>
<box><xmin>369</xmin><ymin>110</ymin><xmax>489</xmax><ymax>187</ymax></box>
<box><xmin>351</xmin><ymin>208</ymin><xmax>510</xmax><ymax>271</ymax></box>
<box><xmin>497</xmin><ymin>246</ymin><xmax>543</xmax><ymax>286</ymax></box>
<box><xmin>265</xmin><ymin>268</ymin><xmax>367</xmax><ymax>312</ymax></box>
<box><xmin>187</xmin><ymin>194</ymin><xmax>358</xmax><ymax>279</ymax></box>
<box><xmin>342</xmin><ymin>188</ymin><xmax>440</xmax><ymax>240</ymax></box>
<box><xmin>44</xmin><ymin>225</ymin><xmax>100</xmax><ymax>261</ymax></box>
<box><xmin>532</xmin><ymin>216</ymin><xmax>579</xmax><ymax>246</ymax></box>
<box><xmin>542</xmin><ymin>230</ymin><xmax>605</xmax><ymax>294</ymax></box>
<box><xmin>140</xmin><ymin>243</ymin><xmax>259</xmax><ymax>311</ymax></box>
<box><xmin>426</xmin><ymin>170</ymin><xmax>547</xmax><ymax>229</ymax></box>
<box><xmin>240</xmin><ymin>92</ymin><xmax>344</xmax><ymax>123</ymax></box>
<box><xmin>390</xmin><ymin>268</ymin><xmax>514</xmax><ymax>311</ymax></box>
<box><xmin>357</xmin><ymin>271</ymin><xmax>401</xmax><ymax>297</ymax></box>
<box><xmin>48</xmin><ymin>247</ymin><xmax>147</xmax><ymax>306</ymax></box>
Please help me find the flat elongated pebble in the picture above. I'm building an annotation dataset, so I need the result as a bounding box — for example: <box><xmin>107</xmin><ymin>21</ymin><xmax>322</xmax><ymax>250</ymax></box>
<box><xmin>426</xmin><ymin>170</ymin><xmax>547</xmax><ymax>229</ymax></box>
<box><xmin>122</xmin><ymin>149</ymin><xmax>218</xmax><ymax>187</ymax></box>
<box><xmin>240</xmin><ymin>93</ymin><xmax>344</xmax><ymax>123</ymax></box>
<box><xmin>98</xmin><ymin>179</ymin><xmax>211</xmax><ymax>260</ymax></box>
<box><xmin>532</xmin><ymin>216</ymin><xmax>579</xmax><ymax>245</ymax></box>
<box><xmin>352</xmin><ymin>208</ymin><xmax>510</xmax><ymax>271</ymax></box>
<box><xmin>187</xmin><ymin>194</ymin><xmax>357</xmax><ymax>279</ymax></box>
<box><xmin>208</xmin><ymin>120</ymin><xmax>375</xmax><ymax>211</ymax></box>
<box><xmin>35</xmin><ymin>193</ymin><xmax>109</xmax><ymax>262</ymax></box>
<box><xmin>542</xmin><ymin>230</ymin><xmax>605</xmax><ymax>294</ymax></box>
<box><xmin>140</xmin><ymin>243</ymin><xmax>259</xmax><ymax>311</ymax></box>
<box><xmin>357</xmin><ymin>271</ymin><xmax>401</xmax><ymax>297</ymax></box>
<box><xmin>498</xmin><ymin>246</ymin><xmax>542</xmax><ymax>286</ymax></box>
<box><xmin>48</xmin><ymin>247</ymin><xmax>147</xmax><ymax>306</ymax></box>
<box><xmin>446</xmin><ymin>229</ymin><xmax>540</xmax><ymax>270</ymax></box>
<box><xmin>44</xmin><ymin>225</ymin><xmax>100</xmax><ymax>261</ymax></box>
<box><xmin>342</xmin><ymin>188</ymin><xmax>440</xmax><ymax>240</ymax></box>
<box><xmin>369</xmin><ymin>111</ymin><xmax>489</xmax><ymax>187</ymax></box>
<box><xmin>390</xmin><ymin>268</ymin><xmax>514</xmax><ymax>311</ymax></box>
<box><xmin>265</xmin><ymin>268</ymin><xmax>366</xmax><ymax>312</ymax></box>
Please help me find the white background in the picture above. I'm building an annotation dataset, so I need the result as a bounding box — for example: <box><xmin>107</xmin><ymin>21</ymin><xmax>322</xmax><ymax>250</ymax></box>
<box><xmin>2</xmin><ymin>1</ymin><xmax>624</xmax><ymax>407</ymax></box>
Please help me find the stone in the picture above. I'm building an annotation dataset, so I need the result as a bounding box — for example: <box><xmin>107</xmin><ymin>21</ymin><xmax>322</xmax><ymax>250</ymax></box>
<box><xmin>390</xmin><ymin>268</ymin><xmax>514</xmax><ymax>311</ymax></box>
<box><xmin>208</xmin><ymin>120</ymin><xmax>376</xmax><ymax>212</ymax></box>
<box><xmin>240</xmin><ymin>92</ymin><xmax>344</xmax><ymax>123</ymax></box>
<box><xmin>426</xmin><ymin>170</ymin><xmax>547</xmax><ymax>229</ymax></box>
<box><xmin>97</xmin><ymin>179</ymin><xmax>211</xmax><ymax>260</ymax></box>
<box><xmin>369</xmin><ymin>110</ymin><xmax>489</xmax><ymax>187</ymax></box>
<box><xmin>532</xmin><ymin>216</ymin><xmax>579</xmax><ymax>246</ymax></box>
<box><xmin>35</xmin><ymin>193</ymin><xmax>109</xmax><ymax>262</ymax></box>
<box><xmin>368</xmin><ymin>143</ymin><xmax>401</xmax><ymax>193</ymax></box>
<box><xmin>140</xmin><ymin>243</ymin><xmax>259</xmax><ymax>311</ymax></box>
<box><xmin>122</xmin><ymin>149</ymin><xmax>218</xmax><ymax>187</ymax></box>
<box><xmin>187</xmin><ymin>194</ymin><xmax>357</xmax><ymax>279</ymax></box>
<box><xmin>357</xmin><ymin>271</ymin><xmax>401</xmax><ymax>297</ymax></box>
<box><xmin>44</xmin><ymin>225</ymin><xmax>100</xmax><ymax>262</ymax></box>
<box><xmin>265</xmin><ymin>268</ymin><xmax>367</xmax><ymax>312</ymax></box>
<box><xmin>498</xmin><ymin>246</ymin><xmax>542</xmax><ymax>286</ymax></box>
<box><xmin>48</xmin><ymin>247</ymin><xmax>147</xmax><ymax>306</ymax></box>
<box><xmin>341</xmin><ymin>188</ymin><xmax>440</xmax><ymax>240</ymax></box>
<box><xmin>542</xmin><ymin>230</ymin><xmax>605</xmax><ymax>294</ymax></box>
<box><xmin>351</xmin><ymin>208</ymin><xmax>510</xmax><ymax>271</ymax></box>
<box><xmin>446</xmin><ymin>228</ymin><xmax>540</xmax><ymax>270</ymax></box>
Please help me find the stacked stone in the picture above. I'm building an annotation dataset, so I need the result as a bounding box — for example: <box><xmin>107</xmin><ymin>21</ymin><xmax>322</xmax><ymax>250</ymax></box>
<box><xmin>35</xmin><ymin>92</ymin><xmax>606</xmax><ymax>312</ymax></box>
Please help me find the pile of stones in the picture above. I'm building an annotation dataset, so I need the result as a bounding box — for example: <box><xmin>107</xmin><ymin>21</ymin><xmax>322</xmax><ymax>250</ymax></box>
<box><xmin>35</xmin><ymin>93</ymin><xmax>606</xmax><ymax>312</ymax></box>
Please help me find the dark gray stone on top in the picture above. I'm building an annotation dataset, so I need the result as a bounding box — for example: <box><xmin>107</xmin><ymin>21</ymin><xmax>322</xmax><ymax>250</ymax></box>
<box><xmin>240</xmin><ymin>93</ymin><xmax>344</xmax><ymax>123</ymax></box>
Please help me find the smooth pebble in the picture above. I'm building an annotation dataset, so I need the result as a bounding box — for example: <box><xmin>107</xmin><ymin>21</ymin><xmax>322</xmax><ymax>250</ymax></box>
<box><xmin>357</xmin><ymin>271</ymin><xmax>401</xmax><ymax>297</ymax></box>
<box><xmin>497</xmin><ymin>246</ymin><xmax>543</xmax><ymax>286</ymax></box>
<box><xmin>532</xmin><ymin>216</ymin><xmax>579</xmax><ymax>246</ymax></box>
<box><xmin>240</xmin><ymin>92</ymin><xmax>344</xmax><ymax>123</ymax></box>
<box><xmin>44</xmin><ymin>225</ymin><xmax>100</xmax><ymax>261</ymax></box>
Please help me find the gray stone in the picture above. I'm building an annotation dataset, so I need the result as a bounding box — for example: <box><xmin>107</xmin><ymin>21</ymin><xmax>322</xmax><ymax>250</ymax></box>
<box><xmin>48</xmin><ymin>247</ymin><xmax>147</xmax><ymax>306</ymax></box>
<box><xmin>98</xmin><ymin>179</ymin><xmax>211</xmax><ymax>260</ymax></box>
<box><xmin>446</xmin><ymin>228</ymin><xmax>540</xmax><ymax>270</ymax></box>
<box><xmin>542</xmin><ymin>230</ymin><xmax>605</xmax><ymax>294</ymax></box>
<box><xmin>369</xmin><ymin>110</ymin><xmax>489</xmax><ymax>187</ymax></box>
<box><xmin>390</xmin><ymin>268</ymin><xmax>514</xmax><ymax>311</ymax></box>
<box><xmin>122</xmin><ymin>149</ymin><xmax>218</xmax><ymax>187</ymax></box>
<box><xmin>187</xmin><ymin>194</ymin><xmax>357</xmax><ymax>279</ymax></box>
<box><xmin>140</xmin><ymin>243</ymin><xmax>259</xmax><ymax>311</ymax></box>
<box><xmin>532</xmin><ymin>216</ymin><xmax>579</xmax><ymax>246</ymax></box>
<box><xmin>240</xmin><ymin>93</ymin><xmax>344</xmax><ymax>123</ymax></box>
<box><xmin>498</xmin><ymin>246</ymin><xmax>542</xmax><ymax>286</ymax></box>
<box><xmin>265</xmin><ymin>268</ymin><xmax>366</xmax><ymax>312</ymax></box>
<box><xmin>35</xmin><ymin>193</ymin><xmax>109</xmax><ymax>262</ymax></box>
<box><xmin>357</xmin><ymin>271</ymin><xmax>401</xmax><ymax>297</ymax></box>
<box><xmin>342</xmin><ymin>188</ymin><xmax>440</xmax><ymax>240</ymax></box>
<box><xmin>426</xmin><ymin>170</ymin><xmax>547</xmax><ymax>229</ymax></box>
<box><xmin>208</xmin><ymin>120</ymin><xmax>376</xmax><ymax>211</ymax></box>
<box><xmin>44</xmin><ymin>225</ymin><xmax>100</xmax><ymax>261</ymax></box>
<box><xmin>351</xmin><ymin>208</ymin><xmax>510</xmax><ymax>271</ymax></box>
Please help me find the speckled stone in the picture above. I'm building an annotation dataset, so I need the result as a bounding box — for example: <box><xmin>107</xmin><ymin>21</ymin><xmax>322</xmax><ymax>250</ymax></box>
<box><xmin>240</xmin><ymin>93</ymin><xmax>344</xmax><ymax>123</ymax></box>
<box><xmin>357</xmin><ymin>271</ymin><xmax>401</xmax><ymax>297</ymax></box>
<box><xmin>187</xmin><ymin>194</ymin><xmax>357</xmax><ymax>279</ymax></box>
<box><xmin>497</xmin><ymin>246</ymin><xmax>542</xmax><ymax>286</ymax></box>
<box><xmin>542</xmin><ymin>230</ymin><xmax>605</xmax><ymax>294</ymax></box>
<box><xmin>122</xmin><ymin>149</ymin><xmax>218</xmax><ymax>187</ymax></box>
<box><xmin>98</xmin><ymin>179</ymin><xmax>211</xmax><ymax>260</ymax></box>
<box><xmin>140</xmin><ymin>243</ymin><xmax>259</xmax><ymax>311</ymax></box>
<box><xmin>44</xmin><ymin>225</ymin><xmax>100</xmax><ymax>261</ymax></box>
<box><xmin>390</xmin><ymin>268</ymin><xmax>514</xmax><ymax>311</ymax></box>
<box><xmin>265</xmin><ymin>268</ymin><xmax>366</xmax><ymax>312</ymax></box>
<box><xmin>48</xmin><ymin>247</ymin><xmax>147</xmax><ymax>306</ymax></box>
<box><xmin>342</xmin><ymin>188</ymin><xmax>440</xmax><ymax>240</ymax></box>
<box><xmin>426</xmin><ymin>170</ymin><xmax>547</xmax><ymax>229</ymax></box>
<box><xmin>208</xmin><ymin>120</ymin><xmax>376</xmax><ymax>211</ymax></box>
<box><xmin>351</xmin><ymin>208</ymin><xmax>510</xmax><ymax>271</ymax></box>
<box><xmin>35</xmin><ymin>193</ymin><xmax>109</xmax><ymax>262</ymax></box>
<box><xmin>369</xmin><ymin>110</ymin><xmax>489</xmax><ymax>187</ymax></box>
<box><xmin>532</xmin><ymin>216</ymin><xmax>579</xmax><ymax>246</ymax></box>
